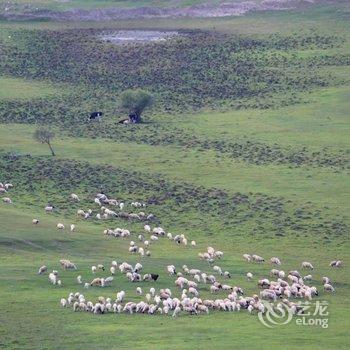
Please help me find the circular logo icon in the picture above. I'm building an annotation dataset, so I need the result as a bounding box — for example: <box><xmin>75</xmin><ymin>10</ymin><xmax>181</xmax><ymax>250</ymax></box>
<box><xmin>258</xmin><ymin>301</ymin><xmax>293</xmax><ymax>328</ymax></box>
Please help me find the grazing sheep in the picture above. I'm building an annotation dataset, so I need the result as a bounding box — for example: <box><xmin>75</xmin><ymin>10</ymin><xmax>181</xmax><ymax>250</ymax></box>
<box><xmin>301</xmin><ymin>261</ymin><xmax>314</xmax><ymax>269</ymax></box>
<box><xmin>90</xmin><ymin>278</ymin><xmax>103</xmax><ymax>286</ymax></box>
<box><xmin>45</xmin><ymin>205</ymin><xmax>54</xmax><ymax>213</ymax></box>
<box><xmin>252</xmin><ymin>255</ymin><xmax>264</xmax><ymax>263</ymax></box>
<box><xmin>324</xmin><ymin>283</ymin><xmax>335</xmax><ymax>292</ymax></box>
<box><xmin>84</xmin><ymin>283</ymin><xmax>90</xmax><ymax>289</ymax></box>
<box><xmin>57</xmin><ymin>223</ymin><xmax>65</xmax><ymax>230</ymax></box>
<box><xmin>134</xmin><ymin>263</ymin><xmax>143</xmax><ymax>273</ymax></box>
<box><xmin>246</xmin><ymin>272</ymin><xmax>253</xmax><ymax>280</ymax></box>
<box><xmin>136</xmin><ymin>287</ymin><xmax>143</xmax><ymax>295</ymax></box>
<box><xmin>32</xmin><ymin>219</ymin><xmax>39</xmax><ymax>225</ymax></box>
<box><xmin>129</xmin><ymin>246</ymin><xmax>138</xmax><ymax>253</ymax></box>
<box><xmin>104</xmin><ymin>276</ymin><xmax>114</xmax><ymax>286</ymax></box>
<box><xmin>116</xmin><ymin>291</ymin><xmax>125</xmax><ymax>303</ymax></box>
<box><xmin>38</xmin><ymin>265</ymin><xmax>48</xmax><ymax>275</ymax></box>
<box><xmin>191</xmin><ymin>240</ymin><xmax>196</xmax><ymax>247</ymax></box>
<box><xmin>77</xmin><ymin>275</ymin><xmax>82</xmax><ymax>284</ymax></box>
<box><xmin>49</xmin><ymin>270</ymin><xmax>58</xmax><ymax>285</ymax></box>
<box><xmin>243</xmin><ymin>254</ymin><xmax>252</xmax><ymax>262</ymax></box>
<box><xmin>167</xmin><ymin>265</ymin><xmax>176</xmax><ymax>276</ymax></box>
<box><xmin>60</xmin><ymin>298</ymin><xmax>67</xmax><ymax>307</ymax></box>
<box><xmin>70</xmin><ymin>224</ymin><xmax>76</xmax><ymax>232</ymax></box>
<box><xmin>77</xmin><ymin>209</ymin><xmax>85</xmax><ymax>217</ymax></box>
<box><xmin>258</xmin><ymin>278</ymin><xmax>270</xmax><ymax>288</ymax></box>
<box><xmin>110</xmin><ymin>266</ymin><xmax>116</xmax><ymax>275</ymax></box>
<box><xmin>223</xmin><ymin>271</ymin><xmax>231</xmax><ymax>279</ymax></box>
<box><xmin>210</xmin><ymin>285</ymin><xmax>219</xmax><ymax>293</ymax></box>
<box><xmin>304</xmin><ymin>275</ymin><xmax>312</xmax><ymax>281</ymax></box>
<box><xmin>91</xmin><ymin>266</ymin><xmax>97</xmax><ymax>274</ymax></box>
<box><xmin>70</xmin><ymin>193</ymin><xmax>80</xmax><ymax>201</ymax></box>
<box><xmin>270</xmin><ymin>257</ymin><xmax>281</xmax><ymax>265</ymax></box>
<box><xmin>330</xmin><ymin>260</ymin><xmax>343</xmax><ymax>268</ymax></box>
<box><xmin>322</xmin><ymin>277</ymin><xmax>331</xmax><ymax>285</ymax></box>
<box><xmin>213</xmin><ymin>266</ymin><xmax>222</xmax><ymax>275</ymax></box>
<box><xmin>98</xmin><ymin>264</ymin><xmax>105</xmax><ymax>271</ymax></box>
<box><xmin>3</xmin><ymin>197</ymin><xmax>12</xmax><ymax>204</ymax></box>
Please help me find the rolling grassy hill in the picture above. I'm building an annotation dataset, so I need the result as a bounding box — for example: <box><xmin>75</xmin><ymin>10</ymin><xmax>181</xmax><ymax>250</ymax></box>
<box><xmin>0</xmin><ymin>1</ymin><xmax>349</xmax><ymax>349</ymax></box>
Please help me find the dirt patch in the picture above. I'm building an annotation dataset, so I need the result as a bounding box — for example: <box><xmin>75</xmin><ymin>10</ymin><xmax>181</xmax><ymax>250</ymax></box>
<box><xmin>0</xmin><ymin>0</ymin><xmax>320</xmax><ymax>21</ymax></box>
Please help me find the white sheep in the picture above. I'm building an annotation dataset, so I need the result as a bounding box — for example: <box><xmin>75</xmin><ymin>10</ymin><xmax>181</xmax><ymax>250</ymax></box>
<box><xmin>322</xmin><ymin>277</ymin><xmax>331</xmax><ymax>285</ymax></box>
<box><xmin>191</xmin><ymin>240</ymin><xmax>196</xmax><ymax>247</ymax></box>
<box><xmin>3</xmin><ymin>197</ymin><xmax>12</xmax><ymax>204</ymax></box>
<box><xmin>77</xmin><ymin>209</ymin><xmax>85</xmax><ymax>217</ymax></box>
<box><xmin>38</xmin><ymin>265</ymin><xmax>47</xmax><ymax>275</ymax></box>
<box><xmin>60</xmin><ymin>298</ymin><xmax>67</xmax><ymax>307</ymax></box>
<box><xmin>32</xmin><ymin>219</ymin><xmax>39</xmax><ymax>225</ymax></box>
<box><xmin>70</xmin><ymin>224</ymin><xmax>76</xmax><ymax>232</ymax></box>
<box><xmin>270</xmin><ymin>257</ymin><xmax>281</xmax><ymax>265</ymax></box>
<box><xmin>252</xmin><ymin>254</ymin><xmax>264</xmax><ymax>263</ymax></box>
<box><xmin>91</xmin><ymin>266</ymin><xmax>97</xmax><ymax>274</ymax></box>
<box><xmin>49</xmin><ymin>271</ymin><xmax>58</xmax><ymax>285</ymax></box>
<box><xmin>116</xmin><ymin>291</ymin><xmax>125</xmax><ymax>303</ymax></box>
<box><xmin>167</xmin><ymin>265</ymin><xmax>176</xmax><ymax>275</ymax></box>
<box><xmin>301</xmin><ymin>261</ymin><xmax>314</xmax><ymax>270</ymax></box>
<box><xmin>57</xmin><ymin>223</ymin><xmax>65</xmax><ymax>230</ymax></box>
<box><xmin>243</xmin><ymin>254</ymin><xmax>252</xmax><ymax>262</ymax></box>
<box><xmin>330</xmin><ymin>260</ymin><xmax>343</xmax><ymax>268</ymax></box>
<box><xmin>246</xmin><ymin>272</ymin><xmax>253</xmax><ymax>280</ymax></box>
<box><xmin>77</xmin><ymin>275</ymin><xmax>82</xmax><ymax>284</ymax></box>
<box><xmin>136</xmin><ymin>287</ymin><xmax>143</xmax><ymax>295</ymax></box>
<box><xmin>45</xmin><ymin>205</ymin><xmax>54</xmax><ymax>213</ymax></box>
<box><xmin>70</xmin><ymin>193</ymin><xmax>80</xmax><ymax>201</ymax></box>
<box><xmin>324</xmin><ymin>283</ymin><xmax>335</xmax><ymax>292</ymax></box>
<box><xmin>304</xmin><ymin>275</ymin><xmax>312</xmax><ymax>281</ymax></box>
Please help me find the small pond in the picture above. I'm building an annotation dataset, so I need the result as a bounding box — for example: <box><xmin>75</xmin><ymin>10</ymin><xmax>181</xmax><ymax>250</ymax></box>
<box><xmin>99</xmin><ymin>30</ymin><xmax>180</xmax><ymax>44</ymax></box>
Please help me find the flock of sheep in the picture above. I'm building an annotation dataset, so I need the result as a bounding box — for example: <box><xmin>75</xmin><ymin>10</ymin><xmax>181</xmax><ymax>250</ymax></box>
<box><xmin>1</xmin><ymin>182</ymin><xmax>13</xmax><ymax>204</ymax></box>
<box><xmin>37</xmin><ymin>245</ymin><xmax>341</xmax><ymax>317</ymax></box>
<box><xmin>1</xmin><ymin>185</ymin><xmax>343</xmax><ymax>318</ymax></box>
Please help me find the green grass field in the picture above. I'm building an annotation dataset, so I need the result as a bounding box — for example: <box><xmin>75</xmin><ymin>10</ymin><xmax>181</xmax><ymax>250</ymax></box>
<box><xmin>0</xmin><ymin>1</ymin><xmax>349</xmax><ymax>349</ymax></box>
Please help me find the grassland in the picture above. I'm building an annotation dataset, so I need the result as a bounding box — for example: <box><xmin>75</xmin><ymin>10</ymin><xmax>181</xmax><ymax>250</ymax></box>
<box><xmin>0</xmin><ymin>76</ymin><xmax>58</xmax><ymax>100</ymax></box>
<box><xmin>0</xmin><ymin>1</ymin><xmax>349</xmax><ymax>349</ymax></box>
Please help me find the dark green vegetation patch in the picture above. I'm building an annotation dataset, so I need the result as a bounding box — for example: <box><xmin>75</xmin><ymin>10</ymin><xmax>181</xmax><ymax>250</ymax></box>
<box><xmin>0</xmin><ymin>29</ymin><xmax>348</xmax><ymax>112</ymax></box>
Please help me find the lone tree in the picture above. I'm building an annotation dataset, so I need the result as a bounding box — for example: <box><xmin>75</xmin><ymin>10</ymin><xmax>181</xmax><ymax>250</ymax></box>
<box><xmin>34</xmin><ymin>128</ymin><xmax>56</xmax><ymax>156</ymax></box>
<box><xmin>120</xmin><ymin>89</ymin><xmax>153</xmax><ymax>123</ymax></box>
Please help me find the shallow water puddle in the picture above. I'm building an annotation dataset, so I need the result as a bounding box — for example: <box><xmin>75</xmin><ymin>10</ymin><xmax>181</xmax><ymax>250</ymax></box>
<box><xmin>99</xmin><ymin>30</ymin><xmax>180</xmax><ymax>44</ymax></box>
